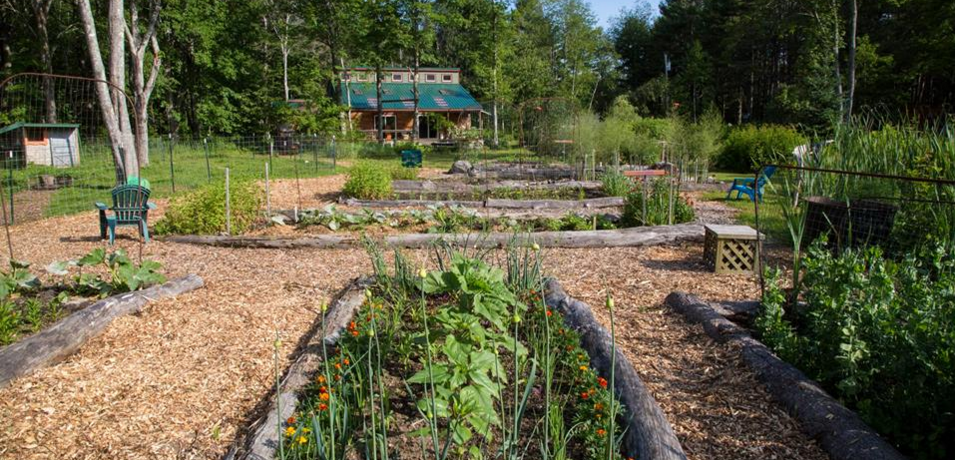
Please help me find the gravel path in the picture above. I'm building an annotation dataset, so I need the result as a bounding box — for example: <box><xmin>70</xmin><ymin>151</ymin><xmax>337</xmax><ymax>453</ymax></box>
<box><xmin>0</xmin><ymin>177</ymin><xmax>825</xmax><ymax>460</ymax></box>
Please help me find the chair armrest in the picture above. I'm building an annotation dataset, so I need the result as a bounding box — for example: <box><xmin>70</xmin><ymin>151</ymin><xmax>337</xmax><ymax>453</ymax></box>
<box><xmin>147</xmin><ymin>202</ymin><xmax>157</xmax><ymax>210</ymax></box>
<box><xmin>95</xmin><ymin>202</ymin><xmax>108</xmax><ymax>211</ymax></box>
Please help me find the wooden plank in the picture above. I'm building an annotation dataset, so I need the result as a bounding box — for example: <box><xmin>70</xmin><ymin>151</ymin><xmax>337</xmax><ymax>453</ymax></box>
<box><xmin>623</xmin><ymin>170</ymin><xmax>667</xmax><ymax>178</ymax></box>
<box><xmin>664</xmin><ymin>292</ymin><xmax>905</xmax><ymax>460</ymax></box>
<box><xmin>0</xmin><ymin>275</ymin><xmax>205</xmax><ymax>389</ymax></box>
<box><xmin>546</xmin><ymin>279</ymin><xmax>687</xmax><ymax>460</ymax></box>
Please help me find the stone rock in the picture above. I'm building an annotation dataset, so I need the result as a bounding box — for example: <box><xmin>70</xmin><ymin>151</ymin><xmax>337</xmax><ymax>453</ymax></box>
<box><xmin>449</xmin><ymin>160</ymin><xmax>473</xmax><ymax>174</ymax></box>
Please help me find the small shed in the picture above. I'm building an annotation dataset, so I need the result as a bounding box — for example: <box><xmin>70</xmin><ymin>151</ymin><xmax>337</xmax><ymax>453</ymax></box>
<box><xmin>0</xmin><ymin>122</ymin><xmax>81</xmax><ymax>168</ymax></box>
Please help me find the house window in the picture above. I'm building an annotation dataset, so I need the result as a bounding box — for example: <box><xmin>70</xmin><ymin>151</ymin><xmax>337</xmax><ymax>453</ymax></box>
<box><xmin>24</xmin><ymin>128</ymin><xmax>47</xmax><ymax>146</ymax></box>
<box><xmin>392</xmin><ymin>73</ymin><xmax>403</xmax><ymax>82</ymax></box>
<box><xmin>356</xmin><ymin>73</ymin><xmax>366</xmax><ymax>82</ymax></box>
<box><xmin>442</xmin><ymin>74</ymin><xmax>452</xmax><ymax>82</ymax></box>
<box><xmin>426</xmin><ymin>74</ymin><xmax>436</xmax><ymax>82</ymax></box>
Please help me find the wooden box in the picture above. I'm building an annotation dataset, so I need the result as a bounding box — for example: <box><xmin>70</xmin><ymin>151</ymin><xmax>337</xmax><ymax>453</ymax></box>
<box><xmin>703</xmin><ymin>225</ymin><xmax>762</xmax><ymax>274</ymax></box>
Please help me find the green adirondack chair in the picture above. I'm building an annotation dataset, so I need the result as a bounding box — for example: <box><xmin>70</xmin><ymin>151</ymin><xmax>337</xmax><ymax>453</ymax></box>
<box><xmin>95</xmin><ymin>184</ymin><xmax>157</xmax><ymax>244</ymax></box>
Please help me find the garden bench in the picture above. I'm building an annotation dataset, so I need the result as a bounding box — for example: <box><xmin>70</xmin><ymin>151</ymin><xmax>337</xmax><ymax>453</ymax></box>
<box><xmin>95</xmin><ymin>183</ymin><xmax>156</xmax><ymax>244</ymax></box>
<box><xmin>703</xmin><ymin>224</ymin><xmax>763</xmax><ymax>274</ymax></box>
<box><xmin>726</xmin><ymin>166</ymin><xmax>776</xmax><ymax>202</ymax></box>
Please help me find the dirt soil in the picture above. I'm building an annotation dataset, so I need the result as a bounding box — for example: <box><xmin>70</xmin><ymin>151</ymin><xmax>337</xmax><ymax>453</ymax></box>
<box><xmin>0</xmin><ymin>176</ymin><xmax>825</xmax><ymax>460</ymax></box>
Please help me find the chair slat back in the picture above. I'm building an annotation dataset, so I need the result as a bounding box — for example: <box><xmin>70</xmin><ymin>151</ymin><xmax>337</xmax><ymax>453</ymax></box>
<box><xmin>111</xmin><ymin>184</ymin><xmax>151</xmax><ymax>223</ymax></box>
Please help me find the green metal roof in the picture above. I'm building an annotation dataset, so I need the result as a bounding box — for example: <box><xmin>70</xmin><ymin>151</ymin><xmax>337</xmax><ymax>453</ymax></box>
<box><xmin>341</xmin><ymin>83</ymin><xmax>482</xmax><ymax>112</ymax></box>
<box><xmin>0</xmin><ymin>122</ymin><xmax>80</xmax><ymax>135</ymax></box>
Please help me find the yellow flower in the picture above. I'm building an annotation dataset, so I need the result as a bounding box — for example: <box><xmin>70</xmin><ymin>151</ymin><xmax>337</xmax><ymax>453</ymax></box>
<box><xmin>297</xmin><ymin>435</ymin><xmax>308</xmax><ymax>444</ymax></box>
<box><xmin>285</xmin><ymin>427</ymin><xmax>296</xmax><ymax>437</ymax></box>
<box><xmin>579</xmin><ymin>365</ymin><xmax>588</xmax><ymax>371</ymax></box>
<box><xmin>418</xmin><ymin>268</ymin><xmax>428</xmax><ymax>278</ymax></box>
<box><xmin>320</xmin><ymin>302</ymin><xmax>329</xmax><ymax>313</ymax></box>
<box><xmin>512</xmin><ymin>314</ymin><xmax>521</xmax><ymax>324</ymax></box>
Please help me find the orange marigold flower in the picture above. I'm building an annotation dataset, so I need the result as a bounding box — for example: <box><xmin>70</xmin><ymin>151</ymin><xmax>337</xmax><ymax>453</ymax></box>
<box><xmin>351</xmin><ymin>330</ymin><xmax>360</xmax><ymax>337</ymax></box>
<box><xmin>579</xmin><ymin>365</ymin><xmax>588</xmax><ymax>372</ymax></box>
<box><xmin>317</xmin><ymin>375</ymin><xmax>326</xmax><ymax>384</ymax></box>
<box><xmin>596</xmin><ymin>428</ymin><xmax>606</xmax><ymax>437</ymax></box>
<box><xmin>581</xmin><ymin>392</ymin><xmax>589</xmax><ymax>400</ymax></box>
<box><xmin>335</xmin><ymin>363</ymin><xmax>342</xmax><ymax>370</ymax></box>
<box><xmin>318</xmin><ymin>403</ymin><xmax>328</xmax><ymax>411</ymax></box>
<box><xmin>349</xmin><ymin>321</ymin><xmax>356</xmax><ymax>330</ymax></box>
<box><xmin>334</xmin><ymin>374</ymin><xmax>341</xmax><ymax>381</ymax></box>
<box><xmin>284</xmin><ymin>426</ymin><xmax>296</xmax><ymax>437</ymax></box>
<box><xmin>545</xmin><ymin>309</ymin><xmax>553</xmax><ymax>317</ymax></box>
<box><xmin>598</xmin><ymin>377</ymin><xmax>608</xmax><ymax>388</ymax></box>
<box><xmin>343</xmin><ymin>358</ymin><xmax>350</xmax><ymax>365</ymax></box>
<box><xmin>319</xmin><ymin>392</ymin><xmax>330</xmax><ymax>401</ymax></box>
<box><xmin>286</xmin><ymin>416</ymin><xmax>296</xmax><ymax>425</ymax></box>
<box><xmin>594</xmin><ymin>403</ymin><xmax>604</xmax><ymax>411</ymax></box>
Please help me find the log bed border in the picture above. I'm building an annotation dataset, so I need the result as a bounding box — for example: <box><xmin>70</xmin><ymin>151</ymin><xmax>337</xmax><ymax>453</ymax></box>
<box><xmin>664</xmin><ymin>291</ymin><xmax>905</xmax><ymax>460</ymax></box>
<box><xmin>164</xmin><ymin>224</ymin><xmax>703</xmax><ymax>250</ymax></box>
<box><xmin>546</xmin><ymin>278</ymin><xmax>687</xmax><ymax>460</ymax></box>
<box><xmin>0</xmin><ymin>274</ymin><xmax>205</xmax><ymax>389</ymax></box>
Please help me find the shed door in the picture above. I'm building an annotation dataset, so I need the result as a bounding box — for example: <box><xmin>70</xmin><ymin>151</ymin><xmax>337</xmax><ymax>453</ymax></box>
<box><xmin>49</xmin><ymin>132</ymin><xmax>73</xmax><ymax>168</ymax></box>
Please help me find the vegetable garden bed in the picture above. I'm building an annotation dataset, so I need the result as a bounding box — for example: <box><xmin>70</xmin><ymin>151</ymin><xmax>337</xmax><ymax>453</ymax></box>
<box><xmin>232</xmin><ymin>244</ymin><xmax>686</xmax><ymax>460</ymax></box>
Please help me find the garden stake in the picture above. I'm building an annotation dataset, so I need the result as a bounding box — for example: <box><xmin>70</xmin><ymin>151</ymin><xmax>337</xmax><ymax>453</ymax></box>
<box><xmin>265</xmin><ymin>163</ymin><xmax>271</xmax><ymax>219</ymax></box>
<box><xmin>225</xmin><ymin>168</ymin><xmax>231</xmax><ymax>235</ymax></box>
<box><xmin>168</xmin><ymin>135</ymin><xmax>176</xmax><ymax>193</ymax></box>
<box><xmin>204</xmin><ymin>138</ymin><xmax>211</xmax><ymax>182</ymax></box>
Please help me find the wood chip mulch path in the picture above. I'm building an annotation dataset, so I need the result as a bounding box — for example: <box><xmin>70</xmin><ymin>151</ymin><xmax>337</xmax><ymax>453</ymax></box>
<box><xmin>0</xmin><ymin>177</ymin><xmax>826</xmax><ymax>459</ymax></box>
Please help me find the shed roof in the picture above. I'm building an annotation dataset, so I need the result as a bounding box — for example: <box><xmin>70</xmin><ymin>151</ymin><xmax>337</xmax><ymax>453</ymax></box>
<box><xmin>0</xmin><ymin>122</ymin><xmax>80</xmax><ymax>135</ymax></box>
<box><xmin>341</xmin><ymin>83</ymin><xmax>482</xmax><ymax>112</ymax></box>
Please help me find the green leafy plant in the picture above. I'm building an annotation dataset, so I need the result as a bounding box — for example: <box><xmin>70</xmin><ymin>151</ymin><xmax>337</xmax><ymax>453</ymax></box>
<box><xmin>622</xmin><ymin>179</ymin><xmax>695</xmax><ymax>226</ymax></box>
<box><xmin>343</xmin><ymin>162</ymin><xmax>392</xmax><ymax>199</ymax></box>
<box><xmin>68</xmin><ymin>248</ymin><xmax>167</xmax><ymax>297</ymax></box>
<box><xmin>600</xmin><ymin>172</ymin><xmax>633</xmax><ymax>197</ymax></box>
<box><xmin>154</xmin><ymin>180</ymin><xmax>262</xmax><ymax>235</ymax></box>
<box><xmin>757</xmin><ymin>240</ymin><xmax>955</xmax><ymax>458</ymax></box>
<box><xmin>0</xmin><ymin>260</ymin><xmax>40</xmax><ymax>298</ymax></box>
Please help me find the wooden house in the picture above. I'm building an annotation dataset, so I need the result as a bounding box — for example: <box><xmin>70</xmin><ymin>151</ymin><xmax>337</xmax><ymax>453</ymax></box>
<box><xmin>339</xmin><ymin>67</ymin><xmax>482</xmax><ymax>143</ymax></box>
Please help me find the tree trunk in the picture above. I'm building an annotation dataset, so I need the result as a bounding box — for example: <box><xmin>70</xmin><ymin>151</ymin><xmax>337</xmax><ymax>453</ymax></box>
<box><xmin>846</xmin><ymin>0</ymin><xmax>858</xmax><ymax>120</ymax></box>
<box><xmin>77</xmin><ymin>0</ymin><xmax>134</xmax><ymax>183</ymax></box>
<box><xmin>376</xmin><ymin>64</ymin><xmax>384</xmax><ymax>144</ymax></box>
<box><xmin>125</xmin><ymin>0</ymin><xmax>160</xmax><ymax>167</ymax></box>
<box><xmin>34</xmin><ymin>0</ymin><xmax>57</xmax><ymax>123</ymax></box>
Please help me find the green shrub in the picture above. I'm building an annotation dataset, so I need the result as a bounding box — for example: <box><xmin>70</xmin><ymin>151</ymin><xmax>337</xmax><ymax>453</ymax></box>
<box><xmin>389</xmin><ymin>166</ymin><xmax>419</xmax><ymax>181</ymax></box>
<box><xmin>154</xmin><ymin>181</ymin><xmax>262</xmax><ymax>235</ymax></box>
<box><xmin>757</xmin><ymin>241</ymin><xmax>955</xmax><ymax>458</ymax></box>
<box><xmin>622</xmin><ymin>179</ymin><xmax>695</xmax><ymax>226</ymax></box>
<box><xmin>343</xmin><ymin>163</ymin><xmax>392</xmax><ymax>199</ymax></box>
<box><xmin>716</xmin><ymin>124</ymin><xmax>806</xmax><ymax>172</ymax></box>
<box><xmin>600</xmin><ymin>171</ymin><xmax>633</xmax><ymax>197</ymax></box>
<box><xmin>560</xmin><ymin>213</ymin><xmax>591</xmax><ymax>231</ymax></box>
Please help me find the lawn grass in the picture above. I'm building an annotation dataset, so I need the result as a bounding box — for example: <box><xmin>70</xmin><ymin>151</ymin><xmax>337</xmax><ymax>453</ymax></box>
<box><xmin>699</xmin><ymin>189</ymin><xmax>791</xmax><ymax>244</ymax></box>
<box><xmin>2</xmin><ymin>139</ymin><xmax>530</xmax><ymax>221</ymax></box>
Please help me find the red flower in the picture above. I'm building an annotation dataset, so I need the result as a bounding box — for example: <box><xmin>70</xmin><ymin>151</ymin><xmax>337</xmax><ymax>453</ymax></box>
<box><xmin>597</xmin><ymin>377</ymin><xmax>608</xmax><ymax>388</ymax></box>
<box><xmin>581</xmin><ymin>392</ymin><xmax>589</xmax><ymax>400</ymax></box>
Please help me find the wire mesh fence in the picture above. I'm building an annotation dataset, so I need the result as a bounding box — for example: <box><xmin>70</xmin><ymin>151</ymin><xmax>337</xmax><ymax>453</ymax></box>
<box><xmin>754</xmin><ymin>164</ymin><xmax>955</xmax><ymax>291</ymax></box>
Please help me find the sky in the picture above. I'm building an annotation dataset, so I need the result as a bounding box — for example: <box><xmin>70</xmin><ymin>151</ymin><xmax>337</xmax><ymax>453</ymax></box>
<box><xmin>590</xmin><ymin>0</ymin><xmax>662</xmax><ymax>29</ymax></box>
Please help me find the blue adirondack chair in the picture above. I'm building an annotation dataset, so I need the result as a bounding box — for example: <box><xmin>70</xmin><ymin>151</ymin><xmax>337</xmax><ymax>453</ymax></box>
<box><xmin>96</xmin><ymin>184</ymin><xmax>157</xmax><ymax>244</ymax></box>
<box><xmin>401</xmin><ymin>149</ymin><xmax>423</xmax><ymax>168</ymax></box>
<box><xmin>726</xmin><ymin>166</ymin><xmax>777</xmax><ymax>202</ymax></box>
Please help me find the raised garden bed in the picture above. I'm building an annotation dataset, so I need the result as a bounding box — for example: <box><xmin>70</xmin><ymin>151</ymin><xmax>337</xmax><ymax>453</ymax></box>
<box><xmin>664</xmin><ymin>292</ymin><xmax>904</xmax><ymax>460</ymax></box>
<box><xmin>0</xmin><ymin>274</ymin><xmax>204</xmax><ymax>388</ymax></box>
<box><xmin>232</xmin><ymin>245</ymin><xmax>685</xmax><ymax>460</ymax></box>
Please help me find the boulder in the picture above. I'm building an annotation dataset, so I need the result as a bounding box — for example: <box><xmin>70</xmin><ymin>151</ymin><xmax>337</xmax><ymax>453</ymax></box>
<box><xmin>449</xmin><ymin>160</ymin><xmax>473</xmax><ymax>174</ymax></box>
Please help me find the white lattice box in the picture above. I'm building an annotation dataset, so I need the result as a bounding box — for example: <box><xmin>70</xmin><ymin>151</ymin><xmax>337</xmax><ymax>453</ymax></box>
<box><xmin>703</xmin><ymin>225</ymin><xmax>763</xmax><ymax>274</ymax></box>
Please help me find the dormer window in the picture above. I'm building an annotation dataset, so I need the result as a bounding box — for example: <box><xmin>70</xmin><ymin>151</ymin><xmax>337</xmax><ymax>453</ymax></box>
<box><xmin>426</xmin><ymin>74</ymin><xmax>436</xmax><ymax>82</ymax></box>
<box><xmin>442</xmin><ymin>74</ymin><xmax>452</xmax><ymax>82</ymax></box>
<box><xmin>392</xmin><ymin>73</ymin><xmax>403</xmax><ymax>82</ymax></box>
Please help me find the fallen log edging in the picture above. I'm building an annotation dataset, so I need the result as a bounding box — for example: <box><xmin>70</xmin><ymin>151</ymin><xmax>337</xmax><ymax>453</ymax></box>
<box><xmin>341</xmin><ymin>196</ymin><xmax>624</xmax><ymax>209</ymax></box>
<box><xmin>165</xmin><ymin>224</ymin><xmax>704</xmax><ymax>250</ymax></box>
<box><xmin>235</xmin><ymin>277</ymin><xmax>372</xmax><ymax>460</ymax></box>
<box><xmin>546</xmin><ymin>279</ymin><xmax>687</xmax><ymax>460</ymax></box>
<box><xmin>0</xmin><ymin>274</ymin><xmax>204</xmax><ymax>389</ymax></box>
<box><xmin>663</xmin><ymin>292</ymin><xmax>906</xmax><ymax>460</ymax></box>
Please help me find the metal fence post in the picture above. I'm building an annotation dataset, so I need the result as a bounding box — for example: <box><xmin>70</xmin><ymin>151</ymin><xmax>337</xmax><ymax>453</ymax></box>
<box><xmin>168</xmin><ymin>135</ymin><xmax>176</xmax><ymax>193</ymax></box>
<box><xmin>225</xmin><ymin>167</ymin><xmax>231</xmax><ymax>235</ymax></box>
<box><xmin>332</xmin><ymin>137</ymin><xmax>337</xmax><ymax>170</ymax></box>
<box><xmin>642</xmin><ymin>177</ymin><xmax>648</xmax><ymax>224</ymax></box>
<box><xmin>204</xmin><ymin>137</ymin><xmax>211</xmax><ymax>182</ymax></box>
<box><xmin>6</xmin><ymin>155</ymin><xmax>13</xmax><ymax>225</ymax></box>
<box><xmin>265</xmin><ymin>162</ymin><xmax>271</xmax><ymax>218</ymax></box>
